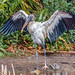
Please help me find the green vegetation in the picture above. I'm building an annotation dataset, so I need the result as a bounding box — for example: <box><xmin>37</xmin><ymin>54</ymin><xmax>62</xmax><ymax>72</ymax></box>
<box><xmin>0</xmin><ymin>0</ymin><xmax>75</xmax><ymax>57</ymax></box>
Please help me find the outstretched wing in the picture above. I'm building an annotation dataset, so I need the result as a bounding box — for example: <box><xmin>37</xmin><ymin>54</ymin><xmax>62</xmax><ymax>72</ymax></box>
<box><xmin>43</xmin><ymin>10</ymin><xmax>75</xmax><ymax>42</ymax></box>
<box><xmin>0</xmin><ymin>10</ymin><xmax>28</xmax><ymax>35</ymax></box>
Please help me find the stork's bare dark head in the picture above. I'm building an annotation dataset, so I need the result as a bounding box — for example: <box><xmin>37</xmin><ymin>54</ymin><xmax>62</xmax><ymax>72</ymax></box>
<box><xmin>27</xmin><ymin>14</ymin><xmax>35</xmax><ymax>22</ymax></box>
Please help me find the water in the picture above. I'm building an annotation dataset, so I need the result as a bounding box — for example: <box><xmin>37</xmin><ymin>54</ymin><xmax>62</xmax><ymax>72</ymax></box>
<box><xmin>15</xmin><ymin>69</ymin><xmax>75</xmax><ymax>75</ymax></box>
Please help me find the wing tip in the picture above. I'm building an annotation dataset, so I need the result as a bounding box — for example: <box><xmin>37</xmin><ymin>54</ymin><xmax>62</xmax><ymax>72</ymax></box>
<box><xmin>19</xmin><ymin>10</ymin><xmax>28</xmax><ymax>17</ymax></box>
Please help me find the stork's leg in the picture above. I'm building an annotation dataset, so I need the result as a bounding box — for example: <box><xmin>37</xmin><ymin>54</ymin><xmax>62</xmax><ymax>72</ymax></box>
<box><xmin>34</xmin><ymin>42</ymin><xmax>38</xmax><ymax>70</ymax></box>
<box><xmin>42</xmin><ymin>44</ymin><xmax>49</xmax><ymax>69</ymax></box>
<box><xmin>31</xmin><ymin>42</ymin><xmax>40</xmax><ymax>74</ymax></box>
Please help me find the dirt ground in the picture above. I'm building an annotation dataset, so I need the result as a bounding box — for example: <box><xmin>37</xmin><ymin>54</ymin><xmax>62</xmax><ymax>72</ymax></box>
<box><xmin>0</xmin><ymin>53</ymin><xmax>75</xmax><ymax>75</ymax></box>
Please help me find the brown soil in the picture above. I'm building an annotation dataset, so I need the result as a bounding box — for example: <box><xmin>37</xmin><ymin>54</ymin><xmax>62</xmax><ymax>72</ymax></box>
<box><xmin>0</xmin><ymin>53</ymin><xmax>75</xmax><ymax>75</ymax></box>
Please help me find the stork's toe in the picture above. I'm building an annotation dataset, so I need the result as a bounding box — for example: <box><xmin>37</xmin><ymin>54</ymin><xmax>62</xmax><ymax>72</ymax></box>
<box><xmin>42</xmin><ymin>63</ymin><xmax>49</xmax><ymax>69</ymax></box>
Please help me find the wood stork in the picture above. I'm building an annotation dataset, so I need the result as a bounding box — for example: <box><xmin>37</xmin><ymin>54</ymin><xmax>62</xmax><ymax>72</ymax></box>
<box><xmin>0</xmin><ymin>10</ymin><xmax>75</xmax><ymax>70</ymax></box>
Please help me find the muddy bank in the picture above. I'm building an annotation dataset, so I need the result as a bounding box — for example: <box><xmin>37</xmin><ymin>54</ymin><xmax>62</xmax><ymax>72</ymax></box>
<box><xmin>0</xmin><ymin>53</ymin><xmax>75</xmax><ymax>75</ymax></box>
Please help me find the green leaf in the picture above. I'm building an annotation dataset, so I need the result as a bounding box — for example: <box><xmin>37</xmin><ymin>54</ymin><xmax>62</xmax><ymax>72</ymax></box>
<box><xmin>0</xmin><ymin>48</ymin><xmax>6</xmax><ymax>53</ymax></box>
<box><xmin>0</xmin><ymin>52</ymin><xmax>4</xmax><ymax>57</ymax></box>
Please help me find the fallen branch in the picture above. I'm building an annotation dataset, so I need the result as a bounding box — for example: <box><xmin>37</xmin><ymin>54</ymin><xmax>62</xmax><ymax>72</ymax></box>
<box><xmin>38</xmin><ymin>51</ymin><xmax>75</xmax><ymax>54</ymax></box>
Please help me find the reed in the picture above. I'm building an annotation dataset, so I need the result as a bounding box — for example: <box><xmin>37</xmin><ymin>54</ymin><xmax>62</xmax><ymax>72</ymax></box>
<box><xmin>1</xmin><ymin>64</ymin><xmax>22</xmax><ymax>75</ymax></box>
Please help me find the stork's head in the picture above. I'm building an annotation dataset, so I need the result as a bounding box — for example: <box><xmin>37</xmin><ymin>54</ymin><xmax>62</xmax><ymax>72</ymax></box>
<box><xmin>21</xmin><ymin>14</ymin><xmax>34</xmax><ymax>33</ymax></box>
<box><xmin>28</xmin><ymin>14</ymin><xmax>35</xmax><ymax>21</ymax></box>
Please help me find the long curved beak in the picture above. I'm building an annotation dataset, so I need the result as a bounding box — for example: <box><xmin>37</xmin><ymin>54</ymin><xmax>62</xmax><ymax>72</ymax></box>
<box><xmin>21</xmin><ymin>22</ymin><xmax>28</xmax><ymax>33</ymax></box>
<box><xmin>21</xmin><ymin>14</ymin><xmax>34</xmax><ymax>33</ymax></box>
<box><xmin>21</xmin><ymin>18</ymin><xmax>30</xmax><ymax>33</ymax></box>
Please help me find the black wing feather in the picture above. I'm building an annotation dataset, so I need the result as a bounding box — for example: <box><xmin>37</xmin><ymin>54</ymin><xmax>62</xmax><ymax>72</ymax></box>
<box><xmin>47</xmin><ymin>10</ymin><xmax>75</xmax><ymax>42</ymax></box>
<box><xmin>63</xmin><ymin>18</ymin><xmax>75</xmax><ymax>30</ymax></box>
<box><xmin>0</xmin><ymin>10</ymin><xmax>28</xmax><ymax>35</ymax></box>
<box><xmin>48</xmin><ymin>20</ymin><xmax>67</xmax><ymax>42</ymax></box>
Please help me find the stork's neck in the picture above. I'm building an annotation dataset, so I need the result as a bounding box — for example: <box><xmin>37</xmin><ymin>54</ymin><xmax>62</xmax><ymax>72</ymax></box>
<box><xmin>27</xmin><ymin>21</ymin><xmax>35</xmax><ymax>34</ymax></box>
<box><xmin>28</xmin><ymin>21</ymin><xmax>35</xmax><ymax>25</ymax></box>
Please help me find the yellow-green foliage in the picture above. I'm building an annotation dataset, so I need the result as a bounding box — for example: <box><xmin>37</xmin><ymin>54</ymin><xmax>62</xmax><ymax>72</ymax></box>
<box><xmin>0</xmin><ymin>0</ymin><xmax>75</xmax><ymax>57</ymax></box>
<box><xmin>0</xmin><ymin>0</ymin><xmax>40</xmax><ymax>26</ymax></box>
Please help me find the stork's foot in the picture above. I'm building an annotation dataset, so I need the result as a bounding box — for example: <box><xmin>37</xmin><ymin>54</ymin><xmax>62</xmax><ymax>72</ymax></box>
<box><xmin>42</xmin><ymin>63</ymin><xmax>49</xmax><ymax>69</ymax></box>
<box><xmin>42</xmin><ymin>65</ymin><xmax>49</xmax><ymax>69</ymax></box>
<box><xmin>31</xmin><ymin>69</ymin><xmax>40</xmax><ymax>75</ymax></box>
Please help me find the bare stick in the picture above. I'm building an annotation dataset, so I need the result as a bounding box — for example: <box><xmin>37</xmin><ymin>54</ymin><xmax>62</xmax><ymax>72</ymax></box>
<box><xmin>11</xmin><ymin>63</ymin><xmax>15</xmax><ymax>75</ymax></box>
<box><xmin>4</xmin><ymin>65</ymin><xmax>7</xmax><ymax>75</ymax></box>
<box><xmin>9</xmin><ymin>71</ymin><xmax>10</xmax><ymax>75</ymax></box>
<box><xmin>20</xmin><ymin>74</ymin><xmax>22</xmax><ymax>75</ymax></box>
<box><xmin>1</xmin><ymin>64</ymin><xmax>4</xmax><ymax>75</ymax></box>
